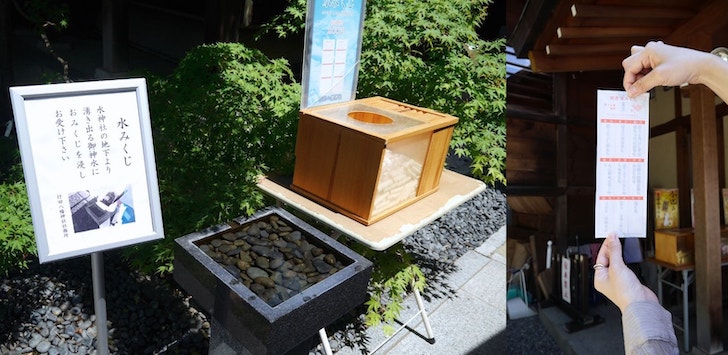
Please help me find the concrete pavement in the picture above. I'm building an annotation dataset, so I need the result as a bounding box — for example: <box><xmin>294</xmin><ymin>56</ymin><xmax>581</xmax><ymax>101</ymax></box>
<box><xmin>325</xmin><ymin>225</ymin><xmax>507</xmax><ymax>355</ymax></box>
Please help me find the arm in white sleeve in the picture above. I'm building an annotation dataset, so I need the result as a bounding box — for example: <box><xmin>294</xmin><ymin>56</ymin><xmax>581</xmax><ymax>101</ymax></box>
<box><xmin>621</xmin><ymin>301</ymin><xmax>679</xmax><ymax>355</ymax></box>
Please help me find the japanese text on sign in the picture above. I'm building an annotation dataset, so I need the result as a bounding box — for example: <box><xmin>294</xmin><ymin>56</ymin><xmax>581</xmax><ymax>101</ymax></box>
<box><xmin>54</xmin><ymin>105</ymin><xmax>134</xmax><ymax>179</ymax></box>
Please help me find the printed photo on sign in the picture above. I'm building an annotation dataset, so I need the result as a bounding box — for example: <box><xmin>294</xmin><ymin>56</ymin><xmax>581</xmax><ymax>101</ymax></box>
<box><xmin>69</xmin><ymin>185</ymin><xmax>135</xmax><ymax>233</ymax></box>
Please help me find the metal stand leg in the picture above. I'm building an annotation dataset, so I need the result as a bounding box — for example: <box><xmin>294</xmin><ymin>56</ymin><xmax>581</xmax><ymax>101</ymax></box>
<box><xmin>91</xmin><ymin>252</ymin><xmax>109</xmax><ymax>355</ymax></box>
<box><xmin>368</xmin><ymin>280</ymin><xmax>436</xmax><ymax>353</ymax></box>
<box><xmin>413</xmin><ymin>286</ymin><xmax>435</xmax><ymax>342</ymax></box>
<box><xmin>319</xmin><ymin>328</ymin><xmax>333</xmax><ymax>355</ymax></box>
<box><xmin>655</xmin><ymin>265</ymin><xmax>691</xmax><ymax>352</ymax></box>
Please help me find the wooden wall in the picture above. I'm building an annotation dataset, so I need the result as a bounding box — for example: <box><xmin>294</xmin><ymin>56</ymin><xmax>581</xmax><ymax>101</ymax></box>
<box><xmin>507</xmin><ymin>69</ymin><xmax>623</xmax><ymax>267</ymax></box>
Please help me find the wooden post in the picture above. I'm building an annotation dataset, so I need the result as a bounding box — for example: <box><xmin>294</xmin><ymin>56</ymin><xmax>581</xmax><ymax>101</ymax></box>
<box><xmin>0</xmin><ymin>0</ymin><xmax>12</xmax><ymax>126</ymax></box>
<box><xmin>717</xmin><ymin>117</ymin><xmax>726</xmax><ymax>225</ymax></box>
<box><xmin>555</xmin><ymin>73</ymin><xmax>568</xmax><ymax>245</ymax></box>
<box><xmin>100</xmin><ymin>0</ymin><xmax>129</xmax><ymax>76</ymax></box>
<box><xmin>689</xmin><ymin>83</ymin><xmax>723</xmax><ymax>354</ymax></box>
<box><xmin>204</xmin><ymin>0</ymin><xmax>243</xmax><ymax>43</ymax></box>
<box><xmin>675</xmin><ymin>88</ymin><xmax>692</xmax><ymax>228</ymax></box>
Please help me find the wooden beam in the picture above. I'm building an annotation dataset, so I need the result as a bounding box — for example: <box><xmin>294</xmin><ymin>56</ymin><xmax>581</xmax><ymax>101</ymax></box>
<box><xmin>508</xmin><ymin>196</ymin><xmax>554</xmax><ymax>215</ymax></box>
<box><xmin>507</xmin><ymin>105</ymin><xmax>560</xmax><ymax>123</ymax></box>
<box><xmin>689</xmin><ymin>83</ymin><xmax>724</xmax><ymax>354</ymax></box>
<box><xmin>649</xmin><ymin>102</ymin><xmax>728</xmax><ymax>138</ymax></box>
<box><xmin>557</xmin><ymin>26</ymin><xmax>672</xmax><ymax>39</ymax></box>
<box><xmin>505</xmin><ymin>186</ymin><xmax>565</xmax><ymax>196</ymax></box>
<box><xmin>570</xmin><ymin>4</ymin><xmax>694</xmax><ymax>20</ymax></box>
<box><xmin>529</xmin><ymin>51</ymin><xmax>623</xmax><ymax>72</ymax></box>
<box><xmin>546</xmin><ymin>43</ymin><xmax>631</xmax><ymax>56</ymax></box>
<box><xmin>508</xmin><ymin>0</ymin><xmax>558</xmax><ymax>57</ymax></box>
<box><xmin>533</xmin><ymin>1</ymin><xmax>579</xmax><ymax>52</ymax></box>
<box><xmin>667</xmin><ymin>0</ymin><xmax>728</xmax><ymax>49</ymax></box>
<box><xmin>650</xmin><ymin>114</ymin><xmax>690</xmax><ymax>138</ymax></box>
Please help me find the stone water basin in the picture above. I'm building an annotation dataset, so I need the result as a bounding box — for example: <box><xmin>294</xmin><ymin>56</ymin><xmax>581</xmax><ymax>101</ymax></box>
<box><xmin>173</xmin><ymin>207</ymin><xmax>373</xmax><ymax>354</ymax></box>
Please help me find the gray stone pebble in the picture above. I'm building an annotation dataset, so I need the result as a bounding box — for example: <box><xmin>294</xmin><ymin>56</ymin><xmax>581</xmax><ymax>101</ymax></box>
<box><xmin>0</xmin><ymin>251</ymin><xmax>210</xmax><ymax>354</ymax></box>
<box><xmin>199</xmin><ymin>214</ymin><xmax>347</xmax><ymax>307</ymax></box>
<box><xmin>36</xmin><ymin>340</ymin><xmax>51</xmax><ymax>353</ymax></box>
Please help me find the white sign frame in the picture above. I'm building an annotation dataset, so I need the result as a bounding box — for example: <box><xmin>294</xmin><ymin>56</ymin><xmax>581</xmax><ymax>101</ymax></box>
<box><xmin>10</xmin><ymin>78</ymin><xmax>164</xmax><ymax>263</ymax></box>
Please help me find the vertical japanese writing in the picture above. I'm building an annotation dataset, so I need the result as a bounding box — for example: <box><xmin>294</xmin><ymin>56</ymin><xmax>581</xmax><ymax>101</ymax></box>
<box><xmin>97</xmin><ymin>106</ymin><xmax>113</xmax><ymax>174</ymax></box>
<box><xmin>71</xmin><ymin>108</ymin><xmax>84</xmax><ymax>178</ymax></box>
<box><xmin>85</xmin><ymin>107</ymin><xmax>99</xmax><ymax>177</ymax></box>
<box><xmin>57</xmin><ymin>194</ymin><xmax>69</xmax><ymax>238</ymax></box>
<box><xmin>55</xmin><ymin>110</ymin><xmax>69</xmax><ymax>162</ymax></box>
<box><xmin>53</xmin><ymin>103</ymin><xmax>134</xmax><ymax>178</ymax></box>
<box><xmin>118</xmin><ymin>116</ymin><xmax>131</xmax><ymax>166</ymax></box>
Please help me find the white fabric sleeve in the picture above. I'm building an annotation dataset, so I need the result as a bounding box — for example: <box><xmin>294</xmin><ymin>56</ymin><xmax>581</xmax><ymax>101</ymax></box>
<box><xmin>622</xmin><ymin>301</ymin><xmax>679</xmax><ymax>355</ymax></box>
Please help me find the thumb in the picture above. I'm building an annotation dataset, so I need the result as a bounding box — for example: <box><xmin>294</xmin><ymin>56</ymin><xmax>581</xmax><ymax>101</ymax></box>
<box><xmin>606</xmin><ymin>234</ymin><xmax>626</xmax><ymax>268</ymax></box>
<box><xmin>628</xmin><ymin>73</ymin><xmax>657</xmax><ymax>98</ymax></box>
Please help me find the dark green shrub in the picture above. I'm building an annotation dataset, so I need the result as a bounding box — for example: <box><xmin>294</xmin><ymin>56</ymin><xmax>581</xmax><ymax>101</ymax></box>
<box><xmin>127</xmin><ymin>43</ymin><xmax>301</xmax><ymax>274</ymax></box>
<box><xmin>350</xmin><ymin>243</ymin><xmax>426</xmax><ymax>335</ymax></box>
<box><xmin>263</xmin><ymin>0</ymin><xmax>506</xmax><ymax>185</ymax></box>
<box><xmin>357</xmin><ymin>0</ymin><xmax>505</xmax><ymax>185</ymax></box>
<box><xmin>0</xmin><ymin>181</ymin><xmax>37</xmax><ymax>276</ymax></box>
<box><xmin>0</xmin><ymin>136</ymin><xmax>24</xmax><ymax>183</ymax></box>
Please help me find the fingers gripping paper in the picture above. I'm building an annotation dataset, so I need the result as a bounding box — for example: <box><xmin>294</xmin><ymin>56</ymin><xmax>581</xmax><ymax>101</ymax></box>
<box><xmin>594</xmin><ymin>90</ymin><xmax>650</xmax><ymax>238</ymax></box>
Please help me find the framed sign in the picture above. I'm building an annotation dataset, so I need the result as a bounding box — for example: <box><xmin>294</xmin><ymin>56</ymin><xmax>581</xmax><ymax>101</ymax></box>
<box><xmin>10</xmin><ymin>78</ymin><xmax>164</xmax><ymax>263</ymax></box>
<box><xmin>301</xmin><ymin>0</ymin><xmax>367</xmax><ymax>108</ymax></box>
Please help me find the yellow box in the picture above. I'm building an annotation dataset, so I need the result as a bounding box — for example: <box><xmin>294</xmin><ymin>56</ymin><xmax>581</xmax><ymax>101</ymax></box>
<box><xmin>291</xmin><ymin>97</ymin><xmax>458</xmax><ymax>225</ymax></box>
<box><xmin>655</xmin><ymin>227</ymin><xmax>728</xmax><ymax>265</ymax></box>
<box><xmin>654</xmin><ymin>228</ymin><xmax>694</xmax><ymax>266</ymax></box>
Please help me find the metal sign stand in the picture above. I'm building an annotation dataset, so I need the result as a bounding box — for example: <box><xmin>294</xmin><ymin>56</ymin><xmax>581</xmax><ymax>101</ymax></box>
<box><xmin>91</xmin><ymin>252</ymin><xmax>110</xmax><ymax>355</ymax></box>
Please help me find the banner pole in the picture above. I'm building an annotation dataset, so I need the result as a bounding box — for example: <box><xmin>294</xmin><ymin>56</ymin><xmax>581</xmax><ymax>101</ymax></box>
<box><xmin>91</xmin><ymin>251</ymin><xmax>110</xmax><ymax>355</ymax></box>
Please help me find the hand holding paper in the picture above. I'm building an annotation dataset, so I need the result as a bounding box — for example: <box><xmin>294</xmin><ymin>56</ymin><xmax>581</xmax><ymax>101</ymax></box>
<box><xmin>594</xmin><ymin>89</ymin><xmax>650</xmax><ymax>238</ymax></box>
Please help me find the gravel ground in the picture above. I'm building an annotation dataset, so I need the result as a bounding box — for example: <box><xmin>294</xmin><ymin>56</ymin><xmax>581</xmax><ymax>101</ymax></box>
<box><xmin>0</xmin><ymin>167</ymin><xmax>507</xmax><ymax>355</ymax></box>
<box><xmin>506</xmin><ymin>317</ymin><xmax>563</xmax><ymax>355</ymax></box>
<box><xmin>0</xmin><ymin>251</ymin><xmax>209</xmax><ymax>355</ymax></box>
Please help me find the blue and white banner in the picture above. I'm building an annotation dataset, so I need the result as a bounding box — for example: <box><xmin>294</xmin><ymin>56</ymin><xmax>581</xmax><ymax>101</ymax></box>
<box><xmin>301</xmin><ymin>0</ymin><xmax>366</xmax><ymax>108</ymax></box>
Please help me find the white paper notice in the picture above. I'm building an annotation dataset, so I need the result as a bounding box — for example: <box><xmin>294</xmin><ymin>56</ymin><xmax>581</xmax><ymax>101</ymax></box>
<box><xmin>561</xmin><ymin>256</ymin><xmax>571</xmax><ymax>304</ymax></box>
<box><xmin>595</xmin><ymin>90</ymin><xmax>650</xmax><ymax>238</ymax></box>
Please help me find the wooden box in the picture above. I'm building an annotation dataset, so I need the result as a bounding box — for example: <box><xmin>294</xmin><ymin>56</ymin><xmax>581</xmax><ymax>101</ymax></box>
<box><xmin>654</xmin><ymin>228</ymin><xmax>695</xmax><ymax>266</ymax></box>
<box><xmin>655</xmin><ymin>227</ymin><xmax>728</xmax><ymax>265</ymax></box>
<box><xmin>291</xmin><ymin>97</ymin><xmax>458</xmax><ymax>225</ymax></box>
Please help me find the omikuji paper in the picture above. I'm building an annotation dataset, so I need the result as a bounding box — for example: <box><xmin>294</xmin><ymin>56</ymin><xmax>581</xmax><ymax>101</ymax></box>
<box><xmin>594</xmin><ymin>90</ymin><xmax>650</xmax><ymax>238</ymax></box>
